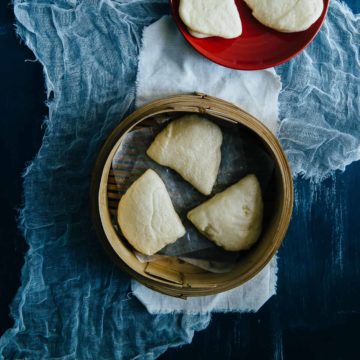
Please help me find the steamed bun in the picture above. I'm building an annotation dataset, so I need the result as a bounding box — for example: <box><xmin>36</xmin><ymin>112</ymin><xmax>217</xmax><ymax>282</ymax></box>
<box><xmin>187</xmin><ymin>174</ymin><xmax>263</xmax><ymax>251</ymax></box>
<box><xmin>117</xmin><ymin>169</ymin><xmax>185</xmax><ymax>255</ymax></box>
<box><xmin>147</xmin><ymin>115</ymin><xmax>223</xmax><ymax>195</ymax></box>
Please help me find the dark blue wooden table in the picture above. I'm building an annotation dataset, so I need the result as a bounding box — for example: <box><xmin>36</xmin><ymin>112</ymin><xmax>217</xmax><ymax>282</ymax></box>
<box><xmin>0</xmin><ymin>2</ymin><xmax>359</xmax><ymax>359</ymax></box>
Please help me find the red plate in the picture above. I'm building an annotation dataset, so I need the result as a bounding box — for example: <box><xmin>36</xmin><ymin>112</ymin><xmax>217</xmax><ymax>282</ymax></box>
<box><xmin>170</xmin><ymin>0</ymin><xmax>329</xmax><ymax>70</ymax></box>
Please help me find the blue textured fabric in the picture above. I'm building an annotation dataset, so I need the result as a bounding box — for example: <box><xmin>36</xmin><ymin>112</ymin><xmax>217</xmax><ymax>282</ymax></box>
<box><xmin>0</xmin><ymin>1</ymin><xmax>210</xmax><ymax>359</ymax></box>
<box><xmin>278</xmin><ymin>1</ymin><xmax>360</xmax><ymax>179</ymax></box>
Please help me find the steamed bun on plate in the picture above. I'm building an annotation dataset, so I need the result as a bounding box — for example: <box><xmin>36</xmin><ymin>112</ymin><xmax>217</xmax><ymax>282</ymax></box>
<box><xmin>117</xmin><ymin>169</ymin><xmax>185</xmax><ymax>256</ymax></box>
<box><xmin>187</xmin><ymin>174</ymin><xmax>263</xmax><ymax>252</ymax></box>
<box><xmin>244</xmin><ymin>0</ymin><xmax>324</xmax><ymax>33</ymax></box>
<box><xmin>179</xmin><ymin>0</ymin><xmax>242</xmax><ymax>39</ymax></box>
<box><xmin>147</xmin><ymin>114</ymin><xmax>223</xmax><ymax>195</ymax></box>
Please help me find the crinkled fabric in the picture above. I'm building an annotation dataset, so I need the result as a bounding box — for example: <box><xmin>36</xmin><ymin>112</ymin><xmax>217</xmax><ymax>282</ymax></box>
<box><xmin>0</xmin><ymin>1</ymin><xmax>210</xmax><ymax>359</ymax></box>
<box><xmin>277</xmin><ymin>1</ymin><xmax>360</xmax><ymax>179</ymax></box>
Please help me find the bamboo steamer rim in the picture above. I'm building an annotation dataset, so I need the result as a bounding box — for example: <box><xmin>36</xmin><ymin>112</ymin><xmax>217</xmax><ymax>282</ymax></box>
<box><xmin>91</xmin><ymin>93</ymin><xmax>294</xmax><ymax>298</ymax></box>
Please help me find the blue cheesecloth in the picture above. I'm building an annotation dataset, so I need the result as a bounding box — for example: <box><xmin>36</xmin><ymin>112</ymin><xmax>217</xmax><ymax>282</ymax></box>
<box><xmin>0</xmin><ymin>1</ymin><xmax>210</xmax><ymax>359</ymax></box>
<box><xmin>277</xmin><ymin>1</ymin><xmax>359</xmax><ymax>179</ymax></box>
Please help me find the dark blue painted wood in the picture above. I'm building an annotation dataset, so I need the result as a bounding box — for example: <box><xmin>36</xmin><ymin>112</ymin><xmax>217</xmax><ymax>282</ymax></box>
<box><xmin>162</xmin><ymin>162</ymin><xmax>360</xmax><ymax>359</ymax></box>
<box><xmin>0</xmin><ymin>3</ymin><xmax>46</xmax><ymax>332</ymax></box>
<box><xmin>0</xmin><ymin>1</ymin><xmax>359</xmax><ymax>359</ymax></box>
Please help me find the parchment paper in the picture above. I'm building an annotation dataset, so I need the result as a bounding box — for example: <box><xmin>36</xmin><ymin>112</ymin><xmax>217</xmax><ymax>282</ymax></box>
<box><xmin>111</xmin><ymin>115</ymin><xmax>274</xmax><ymax>272</ymax></box>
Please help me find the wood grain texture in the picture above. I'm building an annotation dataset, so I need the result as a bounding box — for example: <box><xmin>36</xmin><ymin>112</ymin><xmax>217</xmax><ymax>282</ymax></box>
<box><xmin>161</xmin><ymin>162</ymin><xmax>360</xmax><ymax>359</ymax></box>
<box><xmin>1</xmin><ymin>0</ymin><xmax>360</xmax><ymax>356</ymax></box>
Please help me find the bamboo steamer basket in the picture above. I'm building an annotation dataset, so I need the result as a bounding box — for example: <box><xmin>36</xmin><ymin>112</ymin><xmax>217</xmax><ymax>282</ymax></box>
<box><xmin>91</xmin><ymin>94</ymin><xmax>293</xmax><ymax>298</ymax></box>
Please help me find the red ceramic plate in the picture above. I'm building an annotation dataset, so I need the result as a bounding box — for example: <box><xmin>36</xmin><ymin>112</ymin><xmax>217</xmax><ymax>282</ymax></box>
<box><xmin>170</xmin><ymin>0</ymin><xmax>329</xmax><ymax>70</ymax></box>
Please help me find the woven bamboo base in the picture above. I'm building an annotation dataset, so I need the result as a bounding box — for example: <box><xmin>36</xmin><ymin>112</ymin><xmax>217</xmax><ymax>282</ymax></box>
<box><xmin>91</xmin><ymin>94</ymin><xmax>293</xmax><ymax>298</ymax></box>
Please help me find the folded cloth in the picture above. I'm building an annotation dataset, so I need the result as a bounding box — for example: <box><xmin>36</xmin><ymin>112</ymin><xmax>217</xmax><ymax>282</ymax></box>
<box><xmin>133</xmin><ymin>15</ymin><xmax>281</xmax><ymax>314</ymax></box>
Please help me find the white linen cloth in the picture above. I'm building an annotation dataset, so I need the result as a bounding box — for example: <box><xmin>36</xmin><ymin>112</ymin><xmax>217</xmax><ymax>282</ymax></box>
<box><xmin>132</xmin><ymin>16</ymin><xmax>281</xmax><ymax>314</ymax></box>
<box><xmin>132</xmin><ymin>257</ymin><xmax>277</xmax><ymax>314</ymax></box>
<box><xmin>136</xmin><ymin>16</ymin><xmax>281</xmax><ymax>134</ymax></box>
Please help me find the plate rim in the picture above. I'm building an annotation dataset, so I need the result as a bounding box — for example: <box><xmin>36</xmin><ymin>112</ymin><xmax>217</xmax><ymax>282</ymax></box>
<box><xmin>169</xmin><ymin>0</ymin><xmax>330</xmax><ymax>70</ymax></box>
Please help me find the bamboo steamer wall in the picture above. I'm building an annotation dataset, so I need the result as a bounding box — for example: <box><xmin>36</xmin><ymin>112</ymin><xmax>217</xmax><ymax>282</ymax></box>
<box><xmin>91</xmin><ymin>94</ymin><xmax>293</xmax><ymax>298</ymax></box>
